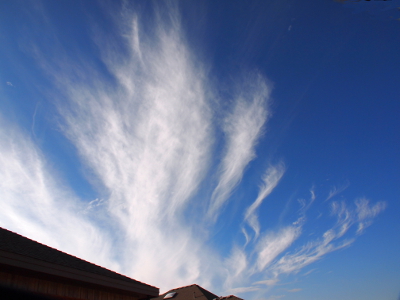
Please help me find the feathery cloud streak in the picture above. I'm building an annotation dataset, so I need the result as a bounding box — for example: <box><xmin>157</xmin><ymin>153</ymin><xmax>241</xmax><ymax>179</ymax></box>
<box><xmin>267</xmin><ymin>198</ymin><xmax>386</xmax><ymax>277</ymax></box>
<box><xmin>208</xmin><ymin>78</ymin><xmax>271</xmax><ymax>221</ymax></box>
<box><xmin>0</xmin><ymin>117</ymin><xmax>117</xmax><ymax>270</ymax></box>
<box><xmin>54</xmin><ymin>11</ymin><xmax>219</xmax><ymax>289</ymax></box>
<box><xmin>244</xmin><ymin>164</ymin><xmax>285</xmax><ymax>239</ymax></box>
<box><xmin>0</xmin><ymin>4</ymin><xmax>387</xmax><ymax>299</ymax></box>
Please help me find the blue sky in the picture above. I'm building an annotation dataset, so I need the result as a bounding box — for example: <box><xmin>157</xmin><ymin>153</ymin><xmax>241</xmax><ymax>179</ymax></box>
<box><xmin>1</xmin><ymin>1</ymin><xmax>399</xmax><ymax>299</ymax></box>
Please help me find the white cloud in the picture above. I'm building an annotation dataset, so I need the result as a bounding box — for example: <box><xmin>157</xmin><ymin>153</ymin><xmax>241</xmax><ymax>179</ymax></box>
<box><xmin>229</xmin><ymin>286</ymin><xmax>261</xmax><ymax>294</ymax></box>
<box><xmin>355</xmin><ymin>198</ymin><xmax>386</xmax><ymax>234</ymax></box>
<box><xmin>0</xmin><ymin>117</ymin><xmax>117</xmax><ymax>271</ymax></box>
<box><xmin>255</xmin><ymin>226</ymin><xmax>301</xmax><ymax>272</ymax></box>
<box><xmin>244</xmin><ymin>164</ymin><xmax>285</xmax><ymax>238</ymax></box>
<box><xmin>224</xmin><ymin>246</ymin><xmax>249</xmax><ymax>289</ymax></box>
<box><xmin>0</xmin><ymin>3</ymin><xmax>388</xmax><ymax>299</ymax></box>
<box><xmin>268</xmin><ymin>198</ymin><xmax>386</xmax><ymax>277</ymax></box>
<box><xmin>253</xmin><ymin>279</ymin><xmax>279</xmax><ymax>287</ymax></box>
<box><xmin>53</xmin><ymin>12</ymin><xmax>220</xmax><ymax>290</ymax></box>
<box><xmin>325</xmin><ymin>182</ymin><xmax>350</xmax><ymax>202</ymax></box>
<box><xmin>207</xmin><ymin>75</ymin><xmax>272</xmax><ymax>221</ymax></box>
<box><xmin>302</xmin><ymin>268</ymin><xmax>316</xmax><ymax>276</ymax></box>
<box><xmin>6</xmin><ymin>81</ymin><xmax>14</xmax><ymax>86</ymax></box>
<box><xmin>310</xmin><ymin>186</ymin><xmax>316</xmax><ymax>201</ymax></box>
<box><xmin>242</xmin><ymin>227</ymin><xmax>251</xmax><ymax>246</ymax></box>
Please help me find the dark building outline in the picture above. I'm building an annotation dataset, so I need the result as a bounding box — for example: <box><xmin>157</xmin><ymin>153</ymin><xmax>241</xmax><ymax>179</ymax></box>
<box><xmin>0</xmin><ymin>227</ymin><xmax>159</xmax><ymax>300</ymax></box>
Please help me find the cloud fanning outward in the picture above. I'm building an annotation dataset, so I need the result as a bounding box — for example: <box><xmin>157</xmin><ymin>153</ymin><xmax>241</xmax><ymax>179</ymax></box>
<box><xmin>0</xmin><ymin>118</ymin><xmax>117</xmax><ymax>270</ymax></box>
<box><xmin>0</xmin><ymin>5</ymin><xmax>386</xmax><ymax>299</ymax></box>
<box><xmin>208</xmin><ymin>78</ymin><xmax>271</xmax><ymax>221</ymax></box>
<box><xmin>245</xmin><ymin>164</ymin><xmax>285</xmax><ymax>239</ymax></box>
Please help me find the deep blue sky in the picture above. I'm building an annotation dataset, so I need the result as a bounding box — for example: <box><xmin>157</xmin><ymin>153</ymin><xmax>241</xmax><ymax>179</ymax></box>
<box><xmin>1</xmin><ymin>1</ymin><xmax>399</xmax><ymax>300</ymax></box>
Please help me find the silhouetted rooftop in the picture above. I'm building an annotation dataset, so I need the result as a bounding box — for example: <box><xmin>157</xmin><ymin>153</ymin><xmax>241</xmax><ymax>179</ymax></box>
<box><xmin>152</xmin><ymin>284</ymin><xmax>219</xmax><ymax>300</ymax></box>
<box><xmin>0</xmin><ymin>226</ymin><xmax>156</xmax><ymax>288</ymax></box>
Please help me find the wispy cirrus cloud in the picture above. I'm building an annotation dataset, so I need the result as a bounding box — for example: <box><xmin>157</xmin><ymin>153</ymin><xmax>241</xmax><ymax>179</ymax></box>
<box><xmin>221</xmin><ymin>184</ymin><xmax>386</xmax><ymax>296</ymax></box>
<box><xmin>255</xmin><ymin>225</ymin><xmax>301</xmax><ymax>272</ymax></box>
<box><xmin>253</xmin><ymin>279</ymin><xmax>279</xmax><ymax>287</ymax></box>
<box><xmin>229</xmin><ymin>286</ymin><xmax>261</xmax><ymax>294</ymax></box>
<box><xmin>267</xmin><ymin>198</ymin><xmax>386</xmax><ymax>277</ymax></box>
<box><xmin>52</xmin><ymin>10</ymin><xmax>219</xmax><ymax>290</ymax></box>
<box><xmin>0</xmin><ymin>3</ymin><xmax>387</xmax><ymax>300</ymax></box>
<box><xmin>244</xmin><ymin>164</ymin><xmax>285</xmax><ymax>239</ymax></box>
<box><xmin>0</xmin><ymin>117</ymin><xmax>117</xmax><ymax>270</ymax></box>
<box><xmin>325</xmin><ymin>181</ymin><xmax>350</xmax><ymax>202</ymax></box>
<box><xmin>287</xmin><ymin>288</ymin><xmax>302</xmax><ymax>293</ymax></box>
<box><xmin>208</xmin><ymin>76</ymin><xmax>271</xmax><ymax>221</ymax></box>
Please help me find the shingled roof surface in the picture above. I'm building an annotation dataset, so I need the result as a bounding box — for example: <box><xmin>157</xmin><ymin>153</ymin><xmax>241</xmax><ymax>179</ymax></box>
<box><xmin>152</xmin><ymin>284</ymin><xmax>219</xmax><ymax>300</ymax></box>
<box><xmin>0</xmin><ymin>227</ymin><xmax>153</xmax><ymax>287</ymax></box>
<box><xmin>218</xmin><ymin>296</ymin><xmax>243</xmax><ymax>300</ymax></box>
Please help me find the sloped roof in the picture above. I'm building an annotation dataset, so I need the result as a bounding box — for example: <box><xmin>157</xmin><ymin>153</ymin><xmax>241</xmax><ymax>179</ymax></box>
<box><xmin>218</xmin><ymin>296</ymin><xmax>244</xmax><ymax>300</ymax></box>
<box><xmin>0</xmin><ymin>226</ymin><xmax>158</xmax><ymax>295</ymax></box>
<box><xmin>152</xmin><ymin>284</ymin><xmax>244</xmax><ymax>300</ymax></box>
<box><xmin>152</xmin><ymin>284</ymin><xmax>219</xmax><ymax>300</ymax></box>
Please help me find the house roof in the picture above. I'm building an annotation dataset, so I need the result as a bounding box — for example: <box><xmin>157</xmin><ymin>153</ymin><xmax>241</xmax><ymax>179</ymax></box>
<box><xmin>151</xmin><ymin>284</ymin><xmax>219</xmax><ymax>300</ymax></box>
<box><xmin>218</xmin><ymin>296</ymin><xmax>244</xmax><ymax>300</ymax></box>
<box><xmin>152</xmin><ymin>284</ymin><xmax>244</xmax><ymax>300</ymax></box>
<box><xmin>0</xmin><ymin>227</ymin><xmax>159</xmax><ymax>296</ymax></box>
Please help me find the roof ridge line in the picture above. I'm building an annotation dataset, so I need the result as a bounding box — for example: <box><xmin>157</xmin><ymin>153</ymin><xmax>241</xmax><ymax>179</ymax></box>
<box><xmin>0</xmin><ymin>227</ymin><xmax>157</xmax><ymax>289</ymax></box>
<box><xmin>218</xmin><ymin>295</ymin><xmax>243</xmax><ymax>299</ymax></box>
<box><xmin>196</xmin><ymin>285</ymin><xmax>219</xmax><ymax>297</ymax></box>
<box><xmin>167</xmin><ymin>283</ymin><xmax>198</xmax><ymax>292</ymax></box>
<box><xmin>163</xmin><ymin>283</ymin><xmax>217</xmax><ymax>297</ymax></box>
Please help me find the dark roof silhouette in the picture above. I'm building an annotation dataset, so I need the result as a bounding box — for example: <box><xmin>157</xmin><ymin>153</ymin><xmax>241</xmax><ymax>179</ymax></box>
<box><xmin>152</xmin><ymin>284</ymin><xmax>219</xmax><ymax>300</ymax></box>
<box><xmin>0</xmin><ymin>226</ymin><xmax>159</xmax><ymax>298</ymax></box>
<box><xmin>0</xmin><ymin>227</ymin><xmax>149</xmax><ymax>285</ymax></box>
<box><xmin>152</xmin><ymin>284</ymin><xmax>245</xmax><ymax>300</ymax></box>
<box><xmin>218</xmin><ymin>296</ymin><xmax>244</xmax><ymax>300</ymax></box>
